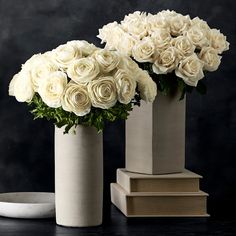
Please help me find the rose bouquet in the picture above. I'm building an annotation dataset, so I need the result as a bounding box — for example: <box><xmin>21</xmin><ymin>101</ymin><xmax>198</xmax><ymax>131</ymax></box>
<box><xmin>9</xmin><ymin>40</ymin><xmax>156</xmax><ymax>133</ymax></box>
<box><xmin>98</xmin><ymin>10</ymin><xmax>229</xmax><ymax>99</ymax></box>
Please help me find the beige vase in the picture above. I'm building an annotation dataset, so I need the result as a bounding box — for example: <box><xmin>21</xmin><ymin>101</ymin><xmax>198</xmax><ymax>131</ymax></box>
<box><xmin>126</xmin><ymin>91</ymin><xmax>186</xmax><ymax>174</ymax></box>
<box><xmin>55</xmin><ymin>125</ymin><xmax>103</xmax><ymax>227</ymax></box>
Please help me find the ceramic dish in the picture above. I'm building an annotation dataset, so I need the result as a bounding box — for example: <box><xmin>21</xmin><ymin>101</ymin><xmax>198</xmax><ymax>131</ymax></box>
<box><xmin>0</xmin><ymin>192</ymin><xmax>55</xmax><ymax>219</ymax></box>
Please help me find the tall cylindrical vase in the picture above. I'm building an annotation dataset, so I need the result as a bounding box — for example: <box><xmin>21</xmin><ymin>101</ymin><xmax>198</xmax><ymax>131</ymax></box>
<box><xmin>126</xmin><ymin>91</ymin><xmax>186</xmax><ymax>175</ymax></box>
<box><xmin>55</xmin><ymin>125</ymin><xmax>103</xmax><ymax>227</ymax></box>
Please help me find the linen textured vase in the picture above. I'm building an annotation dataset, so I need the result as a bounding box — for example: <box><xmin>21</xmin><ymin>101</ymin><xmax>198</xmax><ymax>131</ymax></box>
<box><xmin>55</xmin><ymin>126</ymin><xmax>103</xmax><ymax>227</ymax></box>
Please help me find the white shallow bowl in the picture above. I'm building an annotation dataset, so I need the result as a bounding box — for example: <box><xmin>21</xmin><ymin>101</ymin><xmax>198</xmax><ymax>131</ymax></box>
<box><xmin>0</xmin><ymin>192</ymin><xmax>55</xmax><ymax>219</ymax></box>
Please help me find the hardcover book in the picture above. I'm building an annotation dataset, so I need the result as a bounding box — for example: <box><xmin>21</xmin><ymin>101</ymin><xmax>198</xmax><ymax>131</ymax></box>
<box><xmin>111</xmin><ymin>183</ymin><xmax>209</xmax><ymax>217</ymax></box>
<box><xmin>117</xmin><ymin>169</ymin><xmax>202</xmax><ymax>193</ymax></box>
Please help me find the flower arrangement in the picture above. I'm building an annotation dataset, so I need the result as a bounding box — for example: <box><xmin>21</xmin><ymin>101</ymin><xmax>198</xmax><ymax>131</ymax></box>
<box><xmin>98</xmin><ymin>10</ymin><xmax>229</xmax><ymax>98</ymax></box>
<box><xmin>9</xmin><ymin>40</ymin><xmax>157</xmax><ymax>133</ymax></box>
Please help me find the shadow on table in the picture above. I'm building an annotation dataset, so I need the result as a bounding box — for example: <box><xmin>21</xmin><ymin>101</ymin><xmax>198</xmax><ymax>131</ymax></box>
<box><xmin>0</xmin><ymin>205</ymin><xmax>235</xmax><ymax>236</ymax></box>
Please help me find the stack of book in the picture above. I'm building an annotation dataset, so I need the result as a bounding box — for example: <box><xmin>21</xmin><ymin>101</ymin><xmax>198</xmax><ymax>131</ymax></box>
<box><xmin>111</xmin><ymin>169</ymin><xmax>209</xmax><ymax>217</ymax></box>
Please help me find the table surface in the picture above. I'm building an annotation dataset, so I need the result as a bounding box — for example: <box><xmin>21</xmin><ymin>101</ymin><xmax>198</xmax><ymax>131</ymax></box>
<box><xmin>0</xmin><ymin>205</ymin><xmax>235</xmax><ymax>236</ymax></box>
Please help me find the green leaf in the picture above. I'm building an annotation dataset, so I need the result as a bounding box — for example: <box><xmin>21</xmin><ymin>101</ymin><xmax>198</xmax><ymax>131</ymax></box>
<box><xmin>27</xmin><ymin>93</ymin><xmax>140</xmax><ymax>133</ymax></box>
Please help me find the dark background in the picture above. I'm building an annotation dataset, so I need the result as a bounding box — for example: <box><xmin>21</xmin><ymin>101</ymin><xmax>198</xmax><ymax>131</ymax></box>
<box><xmin>0</xmin><ymin>0</ymin><xmax>235</xmax><ymax>219</ymax></box>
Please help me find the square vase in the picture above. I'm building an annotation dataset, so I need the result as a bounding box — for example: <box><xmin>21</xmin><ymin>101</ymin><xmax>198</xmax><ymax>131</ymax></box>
<box><xmin>126</xmin><ymin>91</ymin><xmax>186</xmax><ymax>174</ymax></box>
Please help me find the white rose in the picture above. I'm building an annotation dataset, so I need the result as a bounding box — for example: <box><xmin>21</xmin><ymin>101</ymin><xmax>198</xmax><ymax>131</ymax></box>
<box><xmin>67</xmin><ymin>57</ymin><xmax>99</xmax><ymax>84</ymax></box>
<box><xmin>108</xmin><ymin>26</ymin><xmax>126</xmax><ymax>49</ymax></box>
<box><xmin>147</xmin><ymin>13</ymin><xmax>169</xmax><ymax>33</ymax></box>
<box><xmin>114</xmin><ymin>69</ymin><xmax>137</xmax><ymax>104</ymax></box>
<box><xmin>97</xmin><ymin>22</ymin><xmax>118</xmax><ymax>44</ymax></box>
<box><xmin>9</xmin><ymin>71</ymin><xmax>34</xmax><ymax>102</ymax></box>
<box><xmin>38</xmin><ymin>71</ymin><xmax>67</xmax><ymax>108</ymax></box>
<box><xmin>98</xmin><ymin>22</ymin><xmax>125</xmax><ymax>50</ymax></box>
<box><xmin>51</xmin><ymin>43</ymin><xmax>82</xmax><ymax>69</ymax></box>
<box><xmin>185</xmin><ymin>25</ymin><xmax>210</xmax><ymax>49</ymax></box>
<box><xmin>121</xmin><ymin>11</ymin><xmax>147</xmax><ymax>39</ymax></box>
<box><xmin>151</xmin><ymin>28</ymin><xmax>172</xmax><ymax>51</ymax></box>
<box><xmin>169</xmin><ymin>14</ymin><xmax>191</xmax><ymax>36</ymax></box>
<box><xmin>117</xmin><ymin>56</ymin><xmax>140</xmax><ymax>73</ymax></box>
<box><xmin>210</xmin><ymin>29</ymin><xmax>230</xmax><ymax>54</ymax></box>
<box><xmin>136</xmin><ymin>70</ymin><xmax>157</xmax><ymax>102</ymax></box>
<box><xmin>116</xmin><ymin>33</ymin><xmax>137</xmax><ymax>56</ymax></box>
<box><xmin>132</xmin><ymin>37</ymin><xmax>155</xmax><ymax>63</ymax></box>
<box><xmin>158</xmin><ymin>10</ymin><xmax>178</xmax><ymax>18</ymax></box>
<box><xmin>61</xmin><ymin>82</ymin><xmax>91</xmax><ymax>116</ymax></box>
<box><xmin>88</xmin><ymin>76</ymin><xmax>117</xmax><ymax>109</ymax></box>
<box><xmin>152</xmin><ymin>47</ymin><xmax>180</xmax><ymax>74</ymax></box>
<box><xmin>122</xmin><ymin>11</ymin><xmax>147</xmax><ymax>25</ymax></box>
<box><xmin>22</xmin><ymin>53</ymin><xmax>59</xmax><ymax>92</ymax></box>
<box><xmin>191</xmin><ymin>17</ymin><xmax>211</xmax><ymax>36</ymax></box>
<box><xmin>67</xmin><ymin>40</ymin><xmax>97</xmax><ymax>57</ymax></box>
<box><xmin>172</xmin><ymin>36</ymin><xmax>195</xmax><ymax>57</ymax></box>
<box><xmin>199</xmin><ymin>47</ymin><xmax>222</xmax><ymax>72</ymax></box>
<box><xmin>93</xmin><ymin>49</ymin><xmax>120</xmax><ymax>73</ymax></box>
<box><xmin>175</xmin><ymin>54</ymin><xmax>204</xmax><ymax>86</ymax></box>
<box><xmin>118</xmin><ymin>57</ymin><xmax>157</xmax><ymax>102</ymax></box>
<box><xmin>9</xmin><ymin>74</ymin><xmax>18</xmax><ymax>96</ymax></box>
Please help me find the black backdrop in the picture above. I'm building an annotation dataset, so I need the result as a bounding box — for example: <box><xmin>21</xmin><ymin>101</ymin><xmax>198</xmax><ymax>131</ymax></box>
<box><xmin>0</xmin><ymin>0</ymin><xmax>236</xmax><ymax>218</ymax></box>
